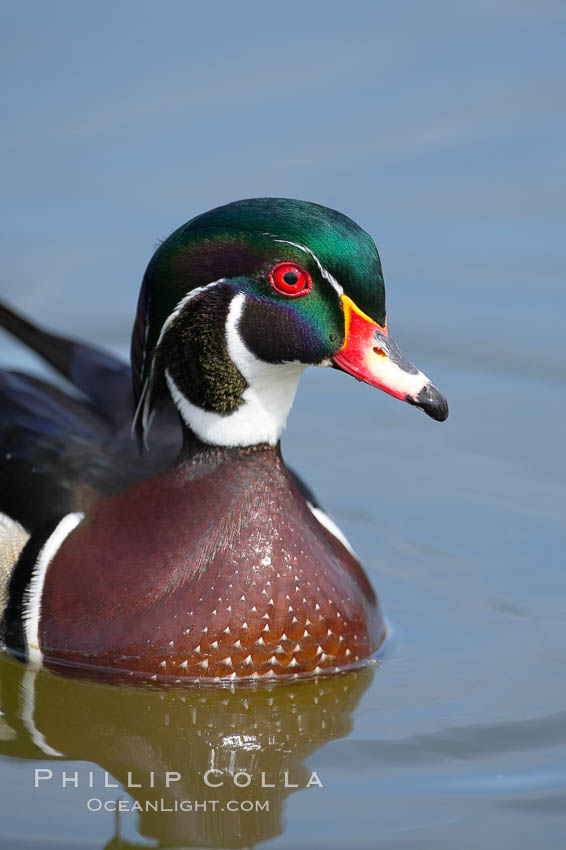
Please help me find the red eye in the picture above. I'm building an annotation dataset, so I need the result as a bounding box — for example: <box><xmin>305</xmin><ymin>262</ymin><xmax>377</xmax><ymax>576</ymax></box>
<box><xmin>269</xmin><ymin>262</ymin><xmax>312</xmax><ymax>297</ymax></box>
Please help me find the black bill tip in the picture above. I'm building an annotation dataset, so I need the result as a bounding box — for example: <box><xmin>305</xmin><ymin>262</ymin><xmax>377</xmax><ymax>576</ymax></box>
<box><xmin>405</xmin><ymin>384</ymin><xmax>449</xmax><ymax>422</ymax></box>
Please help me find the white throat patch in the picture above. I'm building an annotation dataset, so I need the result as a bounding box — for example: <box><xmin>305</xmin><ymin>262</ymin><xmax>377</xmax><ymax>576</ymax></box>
<box><xmin>165</xmin><ymin>293</ymin><xmax>305</xmax><ymax>447</ymax></box>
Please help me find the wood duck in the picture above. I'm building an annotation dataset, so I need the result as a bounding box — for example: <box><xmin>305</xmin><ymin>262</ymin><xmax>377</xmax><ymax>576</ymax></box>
<box><xmin>0</xmin><ymin>198</ymin><xmax>448</xmax><ymax>683</ymax></box>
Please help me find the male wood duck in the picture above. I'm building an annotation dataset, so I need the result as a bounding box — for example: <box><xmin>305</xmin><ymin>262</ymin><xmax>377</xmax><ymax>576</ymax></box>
<box><xmin>0</xmin><ymin>198</ymin><xmax>448</xmax><ymax>683</ymax></box>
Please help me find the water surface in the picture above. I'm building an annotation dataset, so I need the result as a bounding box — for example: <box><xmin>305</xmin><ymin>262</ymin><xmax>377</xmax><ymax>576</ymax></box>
<box><xmin>1</xmin><ymin>2</ymin><xmax>565</xmax><ymax>845</ymax></box>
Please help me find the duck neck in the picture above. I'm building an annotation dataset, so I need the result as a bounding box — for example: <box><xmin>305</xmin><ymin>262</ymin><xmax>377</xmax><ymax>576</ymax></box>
<box><xmin>161</xmin><ymin>290</ymin><xmax>305</xmax><ymax>449</ymax></box>
<box><xmin>178</xmin><ymin>425</ymin><xmax>281</xmax><ymax>466</ymax></box>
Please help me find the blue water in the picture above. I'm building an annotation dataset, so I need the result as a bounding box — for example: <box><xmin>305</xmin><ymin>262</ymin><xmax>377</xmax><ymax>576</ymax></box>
<box><xmin>1</xmin><ymin>2</ymin><xmax>565</xmax><ymax>846</ymax></box>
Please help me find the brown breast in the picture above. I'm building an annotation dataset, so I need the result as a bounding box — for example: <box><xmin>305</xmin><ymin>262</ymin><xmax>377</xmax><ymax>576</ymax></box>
<box><xmin>40</xmin><ymin>445</ymin><xmax>385</xmax><ymax>680</ymax></box>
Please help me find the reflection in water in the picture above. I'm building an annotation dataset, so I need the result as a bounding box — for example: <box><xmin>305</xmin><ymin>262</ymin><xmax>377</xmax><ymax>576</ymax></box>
<box><xmin>0</xmin><ymin>652</ymin><xmax>373</xmax><ymax>848</ymax></box>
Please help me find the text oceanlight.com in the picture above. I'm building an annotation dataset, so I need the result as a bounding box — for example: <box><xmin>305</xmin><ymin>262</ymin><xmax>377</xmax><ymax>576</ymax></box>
<box><xmin>86</xmin><ymin>798</ymin><xmax>269</xmax><ymax>813</ymax></box>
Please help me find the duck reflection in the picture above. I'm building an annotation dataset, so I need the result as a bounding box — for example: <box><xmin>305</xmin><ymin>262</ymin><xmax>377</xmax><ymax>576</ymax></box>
<box><xmin>0</xmin><ymin>653</ymin><xmax>373</xmax><ymax>848</ymax></box>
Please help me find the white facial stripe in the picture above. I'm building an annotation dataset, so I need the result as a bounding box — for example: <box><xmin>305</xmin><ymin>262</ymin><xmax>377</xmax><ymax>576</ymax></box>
<box><xmin>136</xmin><ymin>305</ymin><xmax>151</xmax><ymax>418</ymax></box>
<box><xmin>306</xmin><ymin>502</ymin><xmax>358</xmax><ymax>559</ymax></box>
<box><xmin>132</xmin><ymin>278</ymin><xmax>227</xmax><ymax>445</ymax></box>
<box><xmin>165</xmin><ymin>293</ymin><xmax>305</xmax><ymax>447</ymax></box>
<box><xmin>22</xmin><ymin>512</ymin><xmax>84</xmax><ymax>668</ymax></box>
<box><xmin>273</xmin><ymin>239</ymin><xmax>343</xmax><ymax>296</ymax></box>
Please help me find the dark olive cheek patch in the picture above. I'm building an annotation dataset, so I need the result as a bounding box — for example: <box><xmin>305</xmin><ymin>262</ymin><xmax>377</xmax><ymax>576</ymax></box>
<box><xmin>159</xmin><ymin>286</ymin><xmax>247</xmax><ymax>416</ymax></box>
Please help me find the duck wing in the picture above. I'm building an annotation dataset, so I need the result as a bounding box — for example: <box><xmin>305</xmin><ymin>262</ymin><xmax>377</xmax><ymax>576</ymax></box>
<box><xmin>0</xmin><ymin>301</ymin><xmax>133</xmax><ymax>429</ymax></box>
<box><xmin>0</xmin><ymin>302</ymin><xmax>180</xmax><ymax>531</ymax></box>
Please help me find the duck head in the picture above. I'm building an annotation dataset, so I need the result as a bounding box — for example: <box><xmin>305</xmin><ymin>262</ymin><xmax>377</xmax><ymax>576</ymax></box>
<box><xmin>132</xmin><ymin>198</ymin><xmax>448</xmax><ymax>448</ymax></box>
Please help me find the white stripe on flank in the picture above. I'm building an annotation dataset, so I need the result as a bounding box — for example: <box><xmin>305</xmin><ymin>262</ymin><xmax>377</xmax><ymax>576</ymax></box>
<box><xmin>22</xmin><ymin>512</ymin><xmax>84</xmax><ymax>668</ymax></box>
<box><xmin>306</xmin><ymin>501</ymin><xmax>358</xmax><ymax>559</ymax></box>
<box><xmin>273</xmin><ymin>239</ymin><xmax>344</xmax><ymax>296</ymax></box>
<box><xmin>165</xmin><ymin>293</ymin><xmax>305</xmax><ymax>447</ymax></box>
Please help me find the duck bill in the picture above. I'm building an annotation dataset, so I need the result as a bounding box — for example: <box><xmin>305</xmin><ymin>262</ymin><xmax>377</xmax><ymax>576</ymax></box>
<box><xmin>332</xmin><ymin>295</ymin><xmax>448</xmax><ymax>422</ymax></box>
